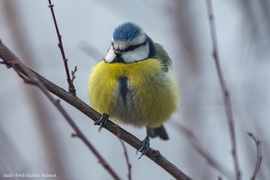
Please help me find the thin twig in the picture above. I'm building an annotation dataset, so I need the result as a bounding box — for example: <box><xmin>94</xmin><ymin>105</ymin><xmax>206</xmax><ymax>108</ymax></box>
<box><xmin>71</xmin><ymin>66</ymin><xmax>77</xmax><ymax>83</ymax></box>
<box><xmin>247</xmin><ymin>133</ymin><xmax>263</xmax><ymax>180</ymax></box>
<box><xmin>0</xmin><ymin>40</ymin><xmax>120</xmax><ymax>180</ymax></box>
<box><xmin>174</xmin><ymin>123</ymin><xmax>234</xmax><ymax>180</ymax></box>
<box><xmin>47</xmin><ymin>0</ymin><xmax>76</xmax><ymax>95</ymax></box>
<box><xmin>206</xmin><ymin>1</ymin><xmax>241</xmax><ymax>179</ymax></box>
<box><xmin>0</xmin><ymin>40</ymin><xmax>191</xmax><ymax>180</ymax></box>
<box><xmin>119</xmin><ymin>139</ymin><xmax>132</xmax><ymax>180</ymax></box>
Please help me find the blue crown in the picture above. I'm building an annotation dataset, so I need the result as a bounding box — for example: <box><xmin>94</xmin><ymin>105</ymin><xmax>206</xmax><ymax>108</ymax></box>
<box><xmin>113</xmin><ymin>22</ymin><xmax>142</xmax><ymax>42</ymax></box>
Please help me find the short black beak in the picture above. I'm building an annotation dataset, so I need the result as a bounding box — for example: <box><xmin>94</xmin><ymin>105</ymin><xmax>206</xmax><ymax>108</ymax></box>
<box><xmin>114</xmin><ymin>49</ymin><xmax>122</xmax><ymax>56</ymax></box>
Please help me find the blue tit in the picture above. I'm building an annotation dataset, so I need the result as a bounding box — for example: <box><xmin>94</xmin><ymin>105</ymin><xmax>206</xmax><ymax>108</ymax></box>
<box><xmin>88</xmin><ymin>22</ymin><xmax>179</xmax><ymax>158</ymax></box>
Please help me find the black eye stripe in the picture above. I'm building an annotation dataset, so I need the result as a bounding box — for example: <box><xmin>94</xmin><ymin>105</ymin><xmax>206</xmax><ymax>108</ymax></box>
<box><xmin>124</xmin><ymin>40</ymin><xmax>148</xmax><ymax>52</ymax></box>
<box><xmin>124</xmin><ymin>45</ymin><xmax>139</xmax><ymax>51</ymax></box>
<box><xmin>111</xmin><ymin>39</ymin><xmax>148</xmax><ymax>52</ymax></box>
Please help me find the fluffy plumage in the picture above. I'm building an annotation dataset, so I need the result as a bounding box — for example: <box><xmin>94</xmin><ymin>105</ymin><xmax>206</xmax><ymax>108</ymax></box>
<box><xmin>88</xmin><ymin>22</ymin><xmax>179</xmax><ymax>151</ymax></box>
<box><xmin>89</xmin><ymin>57</ymin><xmax>179</xmax><ymax>127</ymax></box>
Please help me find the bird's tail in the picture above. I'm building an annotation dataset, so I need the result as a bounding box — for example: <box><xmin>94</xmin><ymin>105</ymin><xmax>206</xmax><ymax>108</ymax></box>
<box><xmin>147</xmin><ymin>125</ymin><xmax>169</xmax><ymax>140</ymax></box>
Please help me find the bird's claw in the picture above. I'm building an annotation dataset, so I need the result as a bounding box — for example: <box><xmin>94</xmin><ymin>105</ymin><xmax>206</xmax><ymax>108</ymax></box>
<box><xmin>136</xmin><ymin>136</ymin><xmax>150</xmax><ymax>159</ymax></box>
<box><xmin>94</xmin><ymin>113</ymin><xmax>109</xmax><ymax>132</ymax></box>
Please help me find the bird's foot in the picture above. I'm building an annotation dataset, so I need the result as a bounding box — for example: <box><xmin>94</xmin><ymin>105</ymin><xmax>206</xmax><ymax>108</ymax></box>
<box><xmin>136</xmin><ymin>136</ymin><xmax>150</xmax><ymax>159</ymax></box>
<box><xmin>94</xmin><ymin>113</ymin><xmax>109</xmax><ymax>132</ymax></box>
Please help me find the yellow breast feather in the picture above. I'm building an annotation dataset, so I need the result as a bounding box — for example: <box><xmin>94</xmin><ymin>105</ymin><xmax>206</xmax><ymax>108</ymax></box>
<box><xmin>88</xmin><ymin>58</ymin><xmax>179</xmax><ymax>127</ymax></box>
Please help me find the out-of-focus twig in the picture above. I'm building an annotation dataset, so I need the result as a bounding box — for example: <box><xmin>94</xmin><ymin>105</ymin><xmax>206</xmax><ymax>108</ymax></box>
<box><xmin>78</xmin><ymin>41</ymin><xmax>103</xmax><ymax>62</ymax></box>
<box><xmin>0</xmin><ymin>41</ymin><xmax>191</xmax><ymax>180</ymax></box>
<box><xmin>247</xmin><ymin>133</ymin><xmax>263</xmax><ymax>180</ymax></box>
<box><xmin>0</xmin><ymin>40</ymin><xmax>120</xmax><ymax>180</ymax></box>
<box><xmin>206</xmin><ymin>1</ymin><xmax>241</xmax><ymax>179</ymax></box>
<box><xmin>174</xmin><ymin>123</ymin><xmax>234</xmax><ymax>180</ymax></box>
<box><xmin>119</xmin><ymin>139</ymin><xmax>132</xmax><ymax>180</ymax></box>
<box><xmin>47</xmin><ymin>0</ymin><xmax>76</xmax><ymax>95</ymax></box>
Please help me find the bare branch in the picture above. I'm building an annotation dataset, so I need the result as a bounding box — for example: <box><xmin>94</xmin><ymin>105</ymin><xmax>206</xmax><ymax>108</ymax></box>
<box><xmin>119</xmin><ymin>139</ymin><xmax>132</xmax><ymax>180</ymax></box>
<box><xmin>174</xmin><ymin>123</ymin><xmax>234</xmax><ymax>180</ymax></box>
<box><xmin>71</xmin><ymin>66</ymin><xmax>77</xmax><ymax>83</ymax></box>
<box><xmin>206</xmin><ymin>1</ymin><xmax>241</xmax><ymax>179</ymax></box>
<box><xmin>0</xmin><ymin>40</ymin><xmax>191</xmax><ymax>180</ymax></box>
<box><xmin>248</xmin><ymin>133</ymin><xmax>263</xmax><ymax>180</ymax></box>
<box><xmin>47</xmin><ymin>0</ymin><xmax>76</xmax><ymax>95</ymax></box>
<box><xmin>0</xmin><ymin>40</ymin><xmax>120</xmax><ymax>180</ymax></box>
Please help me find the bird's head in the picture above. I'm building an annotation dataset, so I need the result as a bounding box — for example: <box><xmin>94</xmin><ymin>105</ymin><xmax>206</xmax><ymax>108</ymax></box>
<box><xmin>104</xmin><ymin>22</ymin><xmax>156</xmax><ymax>63</ymax></box>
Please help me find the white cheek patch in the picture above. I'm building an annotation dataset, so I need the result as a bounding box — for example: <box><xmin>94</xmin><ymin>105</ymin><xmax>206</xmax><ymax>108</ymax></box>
<box><xmin>122</xmin><ymin>42</ymin><xmax>149</xmax><ymax>63</ymax></box>
<box><xmin>104</xmin><ymin>46</ymin><xmax>116</xmax><ymax>62</ymax></box>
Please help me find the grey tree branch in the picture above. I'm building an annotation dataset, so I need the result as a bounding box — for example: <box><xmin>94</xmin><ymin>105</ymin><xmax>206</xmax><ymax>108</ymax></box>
<box><xmin>0</xmin><ymin>40</ymin><xmax>191</xmax><ymax>180</ymax></box>
<box><xmin>47</xmin><ymin>0</ymin><xmax>76</xmax><ymax>95</ymax></box>
<box><xmin>119</xmin><ymin>139</ymin><xmax>132</xmax><ymax>180</ymax></box>
<box><xmin>248</xmin><ymin>133</ymin><xmax>263</xmax><ymax>180</ymax></box>
<box><xmin>174</xmin><ymin>123</ymin><xmax>234</xmax><ymax>180</ymax></box>
<box><xmin>206</xmin><ymin>1</ymin><xmax>241</xmax><ymax>179</ymax></box>
<box><xmin>0</xmin><ymin>40</ymin><xmax>120</xmax><ymax>180</ymax></box>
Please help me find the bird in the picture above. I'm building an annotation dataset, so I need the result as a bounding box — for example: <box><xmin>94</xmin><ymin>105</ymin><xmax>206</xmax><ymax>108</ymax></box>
<box><xmin>88</xmin><ymin>22</ymin><xmax>179</xmax><ymax>158</ymax></box>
